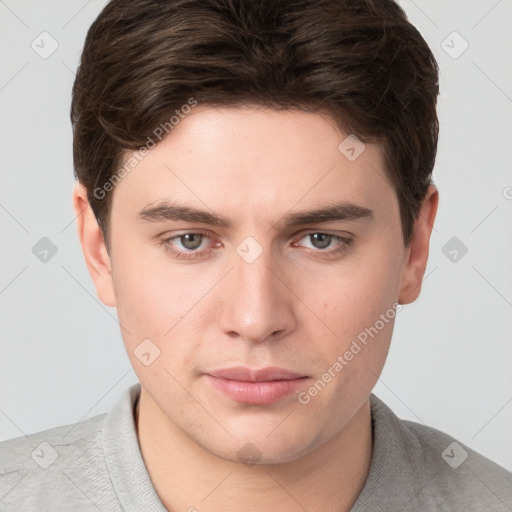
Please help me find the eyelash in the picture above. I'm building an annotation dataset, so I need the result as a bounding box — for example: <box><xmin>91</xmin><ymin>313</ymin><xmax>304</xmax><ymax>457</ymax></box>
<box><xmin>160</xmin><ymin>231</ymin><xmax>354</xmax><ymax>260</ymax></box>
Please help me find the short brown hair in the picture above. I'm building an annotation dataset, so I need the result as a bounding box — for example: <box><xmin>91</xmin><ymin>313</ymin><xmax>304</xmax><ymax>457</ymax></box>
<box><xmin>71</xmin><ymin>0</ymin><xmax>439</xmax><ymax>252</ymax></box>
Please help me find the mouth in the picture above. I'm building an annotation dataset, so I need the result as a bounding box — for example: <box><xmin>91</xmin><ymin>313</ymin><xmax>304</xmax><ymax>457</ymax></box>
<box><xmin>205</xmin><ymin>366</ymin><xmax>309</xmax><ymax>405</ymax></box>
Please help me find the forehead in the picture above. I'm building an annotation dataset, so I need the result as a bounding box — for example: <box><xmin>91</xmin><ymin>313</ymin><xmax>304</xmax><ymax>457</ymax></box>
<box><xmin>111</xmin><ymin>106</ymin><xmax>396</xmax><ymax>225</ymax></box>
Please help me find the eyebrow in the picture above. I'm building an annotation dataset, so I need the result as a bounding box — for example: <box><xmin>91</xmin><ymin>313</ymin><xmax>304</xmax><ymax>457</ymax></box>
<box><xmin>136</xmin><ymin>200</ymin><xmax>373</xmax><ymax>229</ymax></box>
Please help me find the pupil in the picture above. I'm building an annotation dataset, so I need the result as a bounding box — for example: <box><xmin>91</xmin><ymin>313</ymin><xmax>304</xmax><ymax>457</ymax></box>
<box><xmin>183</xmin><ymin>234</ymin><xmax>202</xmax><ymax>250</ymax></box>
<box><xmin>312</xmin><ymin>233</ymin><xmax>331</xmax><ymax>249</ymax></box>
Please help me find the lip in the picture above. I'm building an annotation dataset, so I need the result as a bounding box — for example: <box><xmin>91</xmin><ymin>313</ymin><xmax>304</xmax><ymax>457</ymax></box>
<box><xmin>208</xmin><ymin>366</ymin><xmax>305</xmax><ymax>382</ymax></box>
<box><xmin>206</xmin><ymin>366</ymin><xmax>309</xmax><ymax>405</ymax></box>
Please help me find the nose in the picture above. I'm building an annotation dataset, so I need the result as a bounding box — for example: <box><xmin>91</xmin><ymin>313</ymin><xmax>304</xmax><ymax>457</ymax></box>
<box><xmin>218</xmin><ymin>245</ymin><xmax>296</xmax><ymax>344</ymax></box>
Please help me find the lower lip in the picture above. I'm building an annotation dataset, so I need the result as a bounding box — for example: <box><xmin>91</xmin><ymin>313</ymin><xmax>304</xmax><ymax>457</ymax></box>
<box><xmin>206</xmin><ymin>375</ymin><xmax>308</xmax><ymax>405</ymax></box>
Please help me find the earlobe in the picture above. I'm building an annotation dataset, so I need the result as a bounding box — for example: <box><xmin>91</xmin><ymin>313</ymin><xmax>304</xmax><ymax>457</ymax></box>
<box><xmin>398</xmin><ymin>185</ymin><xmax>439</xmax><ymax>305</ymax></box>
<box><xmin>72</xmin><ymin>182</ymin><xmax>117</xmax><ymax>307</ymax></box>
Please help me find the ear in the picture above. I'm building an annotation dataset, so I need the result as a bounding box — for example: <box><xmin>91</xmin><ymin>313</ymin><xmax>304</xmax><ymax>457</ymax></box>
<box><xmin>398</xmin><ymin>184</ymin><xmax>439</xmax><ymax>305</ymax></box>
<box><xmin>72</xmin><ymin>182</ymin><xmax>117</xmax><ymax>307</ymax></box>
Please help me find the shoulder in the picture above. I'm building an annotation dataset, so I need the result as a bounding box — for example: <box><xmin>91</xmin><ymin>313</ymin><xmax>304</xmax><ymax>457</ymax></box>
<box><xmin>0</xmin><ymin>412</ymin><xmax>121</xmax><ymax>510</ymax></box>
<box><xmin>368</xmin><ymin>394</ymin><xmax>512</xmax><ymax>511</ymax></box>
<box><xmin>0</xmin><ymin>413</ymin><xmax>105</xmax><ymax>471</ymax></box>
<box><xmin>401</xmin><ymin>415</ymin><xmax>512</xmax><ymax>482</ymax></box>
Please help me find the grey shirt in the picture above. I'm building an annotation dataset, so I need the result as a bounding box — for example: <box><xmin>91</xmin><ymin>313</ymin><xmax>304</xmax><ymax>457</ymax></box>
<box><xmin>1</xmin><ymin>383</ymin><xmax>511</xmax><ymax>511</ymax></box>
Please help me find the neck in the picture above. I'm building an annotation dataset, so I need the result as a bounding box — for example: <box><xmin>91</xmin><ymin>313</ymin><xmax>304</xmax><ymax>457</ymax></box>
<box><xmin>135</xmin><ymin>389</ymin><xmax>373</xmax><ymax>512</ymax></box>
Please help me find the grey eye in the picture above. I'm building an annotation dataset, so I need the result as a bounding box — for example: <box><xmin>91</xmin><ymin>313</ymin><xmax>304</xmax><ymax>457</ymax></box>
<box><xmin>307</xmin><ymin>233</ymin><xmax>333</xmax><ymax>249</ymax></box>
<box><xmin>179</xmin><ymin>233</ymin><xmax>204</xmax><ymax>250</ymax></box>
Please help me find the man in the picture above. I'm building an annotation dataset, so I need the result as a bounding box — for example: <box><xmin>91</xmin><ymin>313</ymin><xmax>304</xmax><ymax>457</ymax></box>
<box><xmin>1</xmin><ymin>0</ymin><xmax>511</xmax><ymax>510</ymax></box>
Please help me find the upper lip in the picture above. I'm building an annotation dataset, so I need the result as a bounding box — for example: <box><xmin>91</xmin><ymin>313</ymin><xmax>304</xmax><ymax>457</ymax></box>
<box><xmin>208</xmin><ymin>366</ymin><xmax>306</xmax><ymax>382</ymax></box>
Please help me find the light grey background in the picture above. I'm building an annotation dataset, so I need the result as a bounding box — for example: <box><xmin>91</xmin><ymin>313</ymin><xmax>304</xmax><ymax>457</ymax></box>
<box><xmin>1</xmin><ymin>0</ymin><xmax>511</xmax><ymax>472</ymax></box>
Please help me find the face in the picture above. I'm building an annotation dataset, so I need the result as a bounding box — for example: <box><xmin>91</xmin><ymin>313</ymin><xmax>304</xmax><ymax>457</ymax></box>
<box><xmin>75</xmin><ymin>105</ymin><xmax>437</xmax><ymax>464</ymax></box>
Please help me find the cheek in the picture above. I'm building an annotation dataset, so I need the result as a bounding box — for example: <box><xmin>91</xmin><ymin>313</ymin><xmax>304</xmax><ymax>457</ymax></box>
<box><xmin>326</xmin><ymin>248</ymin><xmax>401</xmax><ymax>324</ymax></box>
<box><xmin>111</xmin><ymin>255</ymin><xmax>199</xmax><ymax>389</ymax></box>
<box><xmin>111</xmin><ymin>247</ymin><xmax>215</xmax><ymax>374</ymax></box>
<box><xmin>316</xmin><ymin>241</ymin><xmax>403</xmax><ymax>369</ymax></box>
<box><xmin>110</xmin><ymin>243</ymin><xmax>178</xmax><ymax>343</ymax></box>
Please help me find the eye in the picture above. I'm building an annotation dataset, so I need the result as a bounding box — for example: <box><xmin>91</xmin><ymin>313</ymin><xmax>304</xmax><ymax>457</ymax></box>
<box><xmin>160</xmin><ymin>231</ymin><xmax>354</xmax><ymax>260</ymax></box>
<box><xmin>293</xmin><ymin>232</ymin><xmax>353</xmax><ymax>257</ymax></box>
<box><xmin>161</xmin><ymin>231</ymin><xmax>217</xmax><ymax>260</ymax></box>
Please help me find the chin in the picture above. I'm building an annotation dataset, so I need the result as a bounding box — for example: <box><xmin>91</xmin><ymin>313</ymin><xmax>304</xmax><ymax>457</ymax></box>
<box><xmin>202</xmin><ymin>430</ymin><xmax>316</xmax><ymax>466</ymax></box>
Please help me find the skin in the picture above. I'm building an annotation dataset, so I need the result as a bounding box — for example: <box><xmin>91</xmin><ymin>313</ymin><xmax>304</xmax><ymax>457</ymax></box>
<box><xmin>73</xmin><ymin>105</ymin><xmax>438</xmax><ymax>512</ymax></box>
